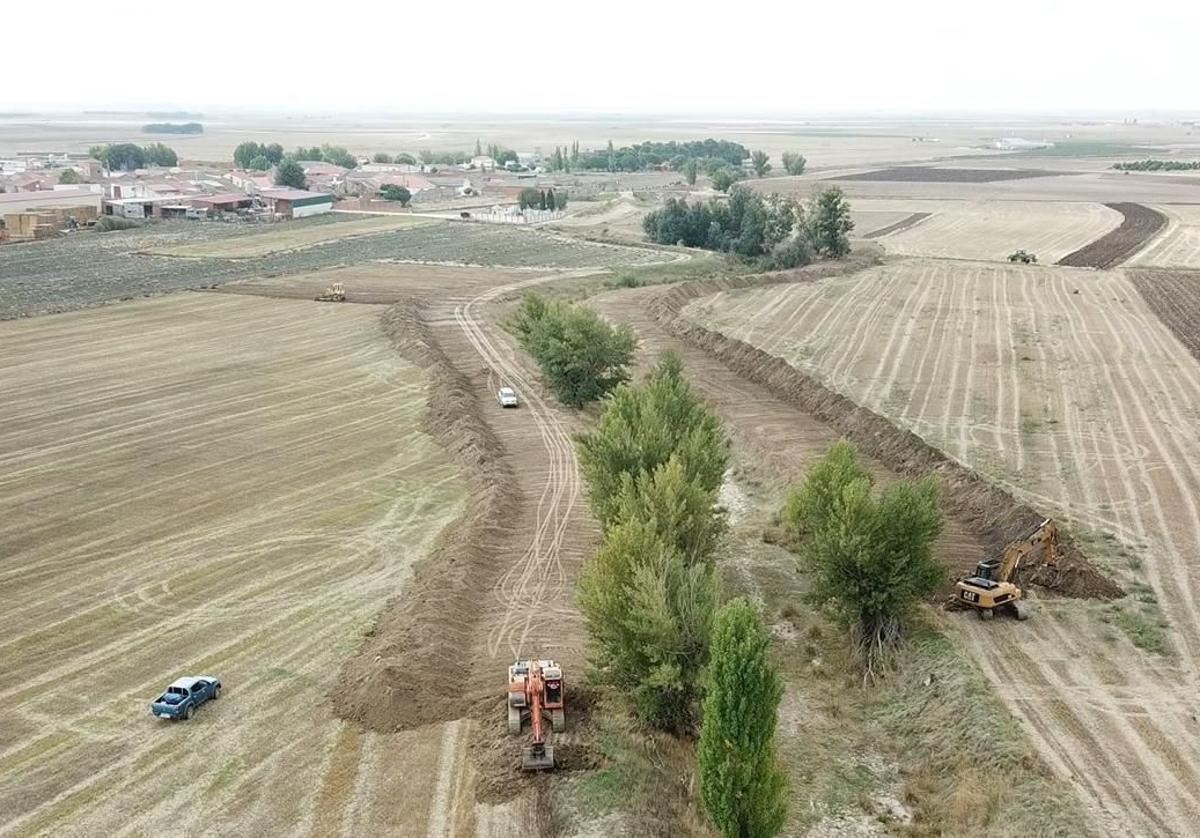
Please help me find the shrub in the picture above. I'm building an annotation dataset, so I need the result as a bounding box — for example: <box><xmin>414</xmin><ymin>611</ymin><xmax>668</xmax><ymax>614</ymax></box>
<box><xmin>95</xmin><ymin>216</ymin><xmax>141</xmax><ymax>232</ymax></box>
<box><xmin>699</xmin><ymin>598</ymin><xmax>787</xmax><ymax>838</ymax></box>
<box><xmin>781</xmin><ymin>151</ymin><xmax>806</xmax><ymax>176</ymax></box>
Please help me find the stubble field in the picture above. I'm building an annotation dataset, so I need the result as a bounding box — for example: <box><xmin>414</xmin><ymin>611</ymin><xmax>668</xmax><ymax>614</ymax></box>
<box><xmin>684</xmin><ymin>259</ymin><xmax>1200</xmax><ymax>834</ymax></box>
<box><xmin>0</xmin><ymin>294</ymin><xmax>466</xmax><ymax>835</ymax></box>
<box><xmin>1129</xmin><ymin>205</ymin><xmax>1200</xmax><ymax>268</ymax></box>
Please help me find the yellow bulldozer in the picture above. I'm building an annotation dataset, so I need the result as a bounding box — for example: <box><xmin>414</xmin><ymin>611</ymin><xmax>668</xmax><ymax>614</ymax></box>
<box><xmin>314</xmin><ymin>282</ymin><xmax>346</xmax><ymax>302</ymax></box>
<box><xmin>955</xmin><ymin>518</ymin><xmax>1058</xmax><ymax>621</ymax></box>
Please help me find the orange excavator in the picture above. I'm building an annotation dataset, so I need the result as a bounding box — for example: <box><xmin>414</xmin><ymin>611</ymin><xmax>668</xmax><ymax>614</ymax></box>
<box><xmin>507</xmin><ymin>659</ymin><xmax>565</xmax><ymax>771</ymax></box>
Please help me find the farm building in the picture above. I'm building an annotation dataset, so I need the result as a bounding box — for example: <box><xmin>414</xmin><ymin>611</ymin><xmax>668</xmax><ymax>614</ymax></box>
<box><xmin>260</xmin><ymin>189</ymin><xmax>334</xmax><ymax>219</ymax></box>
<box><xmin>190</xmin><ymin>193</ymin><xmax>253</xmax><ymax>213</ymax></box>
<box><xmin>0</xmin><ymin>188</ymin><xmax>103</xmax><ymax>215</ymax></box>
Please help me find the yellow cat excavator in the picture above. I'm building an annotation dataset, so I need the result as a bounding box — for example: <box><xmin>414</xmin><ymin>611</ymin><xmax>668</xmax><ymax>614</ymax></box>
<box><xmin>955</xmin><ymin>519</ymin><xmax>1059</xmax><ymax>621</ymax></box>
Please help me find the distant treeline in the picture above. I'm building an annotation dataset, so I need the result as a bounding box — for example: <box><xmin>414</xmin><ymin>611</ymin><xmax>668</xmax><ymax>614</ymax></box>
<box><xmin>143</xmin><ymin>122</ymin><xmax>204</xmax><ymax>135</ymax></box>
<box><xmin>574</xmin><ymin>139</ymin><xmax>748</xmax><ymax>172</ymax></box>
<box><xmin>1112</xmin><ymin>159</ymin><xmax>1200</xmax><ymax>172</ymax></box>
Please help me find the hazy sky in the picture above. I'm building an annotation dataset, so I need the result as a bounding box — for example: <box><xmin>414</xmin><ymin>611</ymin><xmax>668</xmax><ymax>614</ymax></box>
<box><xmin>6</xmin><ymin>0</ymin><xmax>1197</xmax><ymax>114</ymax></box>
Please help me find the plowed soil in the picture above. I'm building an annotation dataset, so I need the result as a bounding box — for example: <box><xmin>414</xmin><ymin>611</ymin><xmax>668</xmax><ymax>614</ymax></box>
<box><xmin>861</xmin><ymin>211</ymin><xmax>932</xmax><ymax>239</ymax></box>
<box><xmin>1129</xmin><ymin>268</ymin><xmax>1200</xmax><ymax>361</ymax></box>
<box><xmin>829</xmin><ymin>167</ymin><xmax>1068</xmax><ymax>183</ymax></box>
<box><xmin>1056</xmin><ymin>202</ymin><xmax>1167</xmax><ymax>268</ymax></box>
<box><xmin>684</xmin><ymin>259</ymin><xmax>1200</xmax><ymax>836</ymax></box>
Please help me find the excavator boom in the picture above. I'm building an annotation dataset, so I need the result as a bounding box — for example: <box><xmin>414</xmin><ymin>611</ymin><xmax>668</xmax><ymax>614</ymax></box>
<box><xmin>955</xmin><ymin>518</ymin><xmax>1058</xmax><ymax>620</ymax></box>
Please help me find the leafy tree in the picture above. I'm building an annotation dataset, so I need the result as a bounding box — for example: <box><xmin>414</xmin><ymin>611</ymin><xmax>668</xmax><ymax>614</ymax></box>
<box><xmin>613</xmin><ymin>456</ymin><xmax>726</xmax><ymax>563</ymax></box>
<box><xmin>293</xmin><ymin>146</ymin><xmax>323</xmax><ymax>161</ymax></box>
<box><xmin>234</xmin><ymin>141</ymin><xmax>263</xmax><ymax>169</ymax></box>
<box><xmin>395</xmin><ymin>152</ymin><xmax>417</xmax><ymax>165</ymax></box>
<box><xmin>670</xmin><ymin>154</ymin><xmax>689</xmax><ymax>172</ymax></box>
<box><xmin>578</xmin><ymin>516</ymin><xmax>718</xmax><ymax>732</ymax></box>
<box><xmin>518</xmin><ymin>187</ymin><xmax>542</xmax><ymax>210</ymax></box>
<box><xmin>552</xmin><ymin>147</ymin><xmax>564</xmax><ymax>171</ymax></box>
<box><xmin>781</xmin><ymin>151</ymin><xmax>806</xmax><ymax>176</ymax></box>
<box><xmin>99</xmin><ymin>143</ymin><xmax>146</xmax><ymax>171</ymax></box>
<box><xmin>379</xmin><ymin>184</ymin><xmax>412</xmax><ymax>205</ymax></box>
<box><xmin>58</xmin><ymin>168</ymin><xmax>80</xmax><ymax>184</ymax></box>
<box><xmin>751</xmin><ymin>150</ymin><xmax>771</xmax><ymax>177</ymax></box>
<box><xmin>555</xmin><ymin>189</ymin><xmax>568</xmax><ymax>211</ymax></box>
<box><xmin>274</xmin><ymin>159</ymin><xmax>307</xmax><ymax>190</ymax></box>
<box><xmin>684</xmin><ymin>158</ymin><xmax>699</xmax><ymax>186</ymax></box>
<box><xmin>373</xmin><ymin>152</ymin><xmax>393</xmax><ymax>164</ymax></box>
<box><xmin>538</xmin><ymin>189</ymin><xmax>548</xmax><ymax>211</ymax></box>
<box><xmin>700</xmin><ymin>598</ymin><xmax>787</xmax><ymax>838</ymax></box>
<box><xmin>510</xmin><ymin>294</ymin><xmax>635</xmax><ymax>408</ymax></box>
<box><xmin>321</xmin><ymin>144</ymin><xmax>356</xmax><ymax>169</ymax></box>
<box><xmin>577</xmin><ymin>353</ymin><xmax>728</xmax><ymax>529</ymax></box>
<box><xmin>710</xmin><ymin>166</ymin><xmax>739</xmax><ymax>192</ymax></box>
<box><xmin>264</xmin><ymin>143</ymin><xmax>284</xmax><ymax>164</ymax></box>
<box><xmin>782</xmin><ymin>441</ymin><xmax>944</xmax><ymax>678</ymax></box>
<box><xmin>474</xmin><ymin>138</ymin><xmax>482</xmax><ymax>156</ymax></box>
<box><xmin>807</xmin><ymin>187</ymin><xmax>854</xmax><ymax>258</ymax></box>
<box><xmin>247</xmin><ymin>155</ymin><xmax>270</xmax><ymax>171</ymax></box>
<box><xmin>545</xmin><ymin>187</ymin><xmax>557</xmax><ymax>211</ymax></box>
<box><xmin>418</xmin><ymin>149</ymin><xmax>435</xmax><ymax>164</ymax></box>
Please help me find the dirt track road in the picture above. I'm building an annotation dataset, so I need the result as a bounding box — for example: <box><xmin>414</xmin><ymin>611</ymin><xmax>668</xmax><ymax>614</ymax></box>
<box><xmin>681</xmin><ymin>261</ymin><xmax>1200</xmax><ymax>836</ymax></box>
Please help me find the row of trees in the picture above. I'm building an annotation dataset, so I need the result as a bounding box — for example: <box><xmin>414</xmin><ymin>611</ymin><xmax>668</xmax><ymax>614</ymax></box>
<box><xmin>575</xmin><ymin>355</ymin><xmax>788</xmax><ymax>835</ymax></box>
<box><xmin>372</xmin><ymin>152</ymin><xmax>418</xmax><ymax>165</ymax></box>
<box><xmin>292</xmin><ymin>144</ymin><xmax>356</xmax><ymax>168</ymax></box>
<box><xmin>642</xmin><ymin>185</ymin><xmax>853</xmax><ymax>267</ymax></box>
<box><xmin>517</xmin><ymin>187</ymin><xmax>568</xmax><ymax>211</ymax></box>
<box><xmin>542</xmin><ymin>139</ymin><xmax>750</xmax><ymax>173</ymax></box>
<box><xmin>88</xmin><ymin>143</ymin><xmax>178</xmax><ymax>171</ymax></box>
<box><xmin>233</xmin><ymin>141</ymin><xmax>285</xmax><ymax>171</ymax></box>
<box><xmin>510</xmin><ymin>295</ymin><xmax>635</xmax><ymax>408</ymax></box>
<box><xmin>1112</xmin><ymin>159</ymin><xmax>1200</xmax><ymax>171</ymax></box>
<box><xmin>142</xmin><ymin>122</ymin><xmax>203</xmax><ymax>134</ymax></box>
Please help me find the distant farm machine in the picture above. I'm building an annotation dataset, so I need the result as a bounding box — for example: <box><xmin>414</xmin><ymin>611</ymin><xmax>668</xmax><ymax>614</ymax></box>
<box><xmin>1008</xmin><ymin>249</ymin><xmax>1038</xmax><ymax>264</ymax></box>
<box><xmin>314</xmin><ymin>281</ymin><xmax>346</xmax><ymax>302</ymax></box>
<box><xmin>955</xmin><ymin>518</ymin><xmax>1059</xmax><ymax>621</ymax></box>
<box><xmin>506</xmin><ymin>659</ymin><xmax>565</xmax><ymax>771</ymax></box>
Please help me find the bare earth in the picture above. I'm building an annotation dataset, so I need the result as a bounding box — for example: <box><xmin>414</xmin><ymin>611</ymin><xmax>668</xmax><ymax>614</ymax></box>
<box><xmin>147</xmin><ymin>214</ymin><xmax>439</xmax><ymax>259</ymax></box>
<box><xmin>685</xmin><ymin>259</ymin><xmax>1200</xmax><ymax>836</ymax></box>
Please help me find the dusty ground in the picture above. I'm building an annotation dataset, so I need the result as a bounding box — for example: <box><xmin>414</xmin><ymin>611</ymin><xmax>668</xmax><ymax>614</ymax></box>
<box><xmin>1129</xmin><ymin>205</ymin><xmax>1200</xmax><ymax>268</ymax></box>
<box><xmin>0</xmin><ymin>294</ymin><xmax>465</xmax><ymax>835</ymax></box>
<box><xmin>684</xmin><ymin>259</ymin><xmax>1200</xmax><ymax>835</ymax></box>
<box><xmin>147</xmin><ymin>214</ymin><xmax>439</xmax><ymax>259</ymax></box>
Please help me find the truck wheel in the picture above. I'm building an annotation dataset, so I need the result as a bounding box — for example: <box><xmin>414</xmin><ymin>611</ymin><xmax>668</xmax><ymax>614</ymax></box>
<box><xmin>550</xmin><ymin>709</ymin><xmax>565</xmax><ymax>732</ymax></box>
<box><xmin>507</xmin><ymin>706</ymin><xmax>521</xmax><ymax>735</ymax></box>
<box><xmin>184</xmin><ymin>704</ymin><xmax>194</xmax><ymax>720</ymax></box>
<box><xmin>213</xmin><ymin>685</ymin><xmax>221</xmax><ymax>700</ymax></box>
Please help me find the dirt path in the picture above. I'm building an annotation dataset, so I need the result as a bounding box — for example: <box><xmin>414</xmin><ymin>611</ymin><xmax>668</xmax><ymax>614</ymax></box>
<box><xmin>678</xmin><ymin>261</ymin><xmax>1200</xmax><ymax>836</ymax></box>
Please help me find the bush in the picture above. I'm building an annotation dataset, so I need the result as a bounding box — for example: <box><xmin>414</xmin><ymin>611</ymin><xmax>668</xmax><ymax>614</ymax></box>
<box><xmin>577</xmin><ymin>353</ymin><xmax>728</xmax><ymax>529</ymax></box>
<box><xmin>58</xmin><ymin>168</ymin><xmax>80</xmax><ymax>185</ymax></box>
<box><xmin>806</xmin><ymin>187</ymin><xmax>854</xmax><ymax>258</ymax></box>
<box><xmin>699</xmin><ymin>598</ymin><xmax>787</xmax><ymax>838</ymax></box>
<box><xmin>274</xmin><ymin>160</ymin><xmax>307</xmax><ymax>190</ymax></box>
<box><xmin>379</xmin><ymin>184</ymin><xmax>412</xmax><ymax>205</ymax></box>
<box><xmin>95</xmin><ymin>216</ymin><xmax>141</xmax><ymax>232</ymax></box>
<box><xmin>510</xmin><ymin>293</ymin><xmax>635</xmax><ymax>408</ymax></box>
<box><xmin>781</xmin><ymin>151</ymin><xmax>806</xmax><ymax>176</ymax></box>
<box><xmin>709</xmin><ymin>166</ymin><xmax>740</xmax><ymax>192</ymax></box>
<box><xmin>782</xmin><ymin>441</ymin><xmax>944</xmax><ymax>678</ymax></box>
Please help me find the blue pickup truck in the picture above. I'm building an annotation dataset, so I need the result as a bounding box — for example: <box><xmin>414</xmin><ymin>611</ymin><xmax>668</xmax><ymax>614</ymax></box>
<box><xmin>150</xmin><ymin>675</ymin><xmax>221</xmax><ymax>721</ymax></box>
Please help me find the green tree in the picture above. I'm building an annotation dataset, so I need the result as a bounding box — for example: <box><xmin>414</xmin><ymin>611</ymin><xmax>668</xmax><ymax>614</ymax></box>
<box><xmin>510</xmin><ymin>294</ymin><xmax>635</xmax><ymax>408</ymax></box>
<box><xmin>613</xmin><ymin>456</ymin><xmax>726</xmax><ymax>563</ymax></box>
<box><xmin>552</xmin><ymin>146</ymin><xmax>564</xmax><ymax>171</ymax></box>
<box><xmin>700</xmin><ymin>598</ymin><xmax>787</xmax><ymax>838</ymax></box>
<box><xmin>379</xmin><ymin>184</ymin><xmax>412</xmax><ymax>205</ymax></box>
<box><xmin>58</xmin><ymin>168</ymin><xmax>80</xmax><ymax>185</ymax></box>
<box><xmin>418</xmin><ymin>149</ymin><xmax>435</xmax><ymax>164</ymax></box>
<box><xmin>578</xmin><ymin>512</ymin><xmax>718</xmax><ymax>732</ymax></box>
<box><xmin>474</xmin><ymin>138</ymin><xmax>482</xmax><ymax>156</ymax></box>
<box><xmin>710</xmin><ymin>166</ymin><xmax>739</xmax><ymax>192</ymax></box>
<box><xmin>143</xmin><ymin>143</ymin><xmax>178</xmax><ymax>166</ymax></box>
<box><xmin>247</xmin><ymin>155</ymin><xmax>270</xmax><ymax>171</ymax></box>
<box><xmin>373</xmin><ymin>152</ymin><xmax>393</xmax><ymax>164</ymax></box>
<box><xmin>538</xmin><ymin>189</ymin><xmax>548</xmax><ymax>211</ymax></box>
<box><xmin>577</xmin><ymin>353</ymin><xmax>728</xmax><ymax>529</ymax></box>
<box><xmin>321</xmin><ymin>144</ymin><xmax>356</xmax><ymax>169</ymax></box>
<box><xmin>782</xmin><ymin>441</ymin><xmax>944</xmax><ymax>678</ymax></box>
<box><xmin>555</xmin><ymin>189</ymin><xmax>568</xmax><ymax>211</ymax></box>
<box><xmin>545</xmin><ymin>187</ymin><xmax>557</xmax><ymax>211</ymax></box>
<box><xmin>264</xmin><ymin>143</ymin><xmax>284</xmax><ymax>164</ymax></box>
<box><xmin>807</xmin><ymin>187</ymin><xmax>854</xmax><ymax>258</ymax></box>
<box><xmin>781</xmin><ymin>151</ymin><xmax>806</xmax><ymax>176</ymax></box>
<box><xmin>274</xmin><ymin>159</ymin><xmax>307</xmax><ymax>190</ymax></box>
<box><xmin>750</xmin><ymin>150</ymin><xmax>771</xmax><ymax>177</ymax></box>
<box><xmin>684</xmin><ymin>158</ymin><xmax>699</xmax><ymax>186</ymax></box>
<box><xmin>395</xmin><ymin>152</ymin><xmax>416</xmax><ymax>165</ymax></box>
<box><xmin>234</xmin><ymin>141</ymin><xmax>263</xmax><ymax>169</ymax></box>
<box><xmin>99</xmin><ymin>143</ymin><xmax>146</xmax><ymax>171</ymax></box>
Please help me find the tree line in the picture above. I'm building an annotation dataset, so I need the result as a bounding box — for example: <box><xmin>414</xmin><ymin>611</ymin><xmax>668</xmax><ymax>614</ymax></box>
<box><xmin>1112</xmin><ymin>159</ymin><xmax>1200</xmax><ymax>171</ymax></box>
<box><xmin>642</xmin><ymin>185</ymin><xmax>854</xmax><ymax>268</ymax></box>
<box><xmin>517</xmin><ymin>187</ymin><xmax>568</xmax><ymax>212</ymax></box>
<box><xmin>142</xmin><ymin>122</ymin><xmax>203</xmax><ymax>134</ymax></box>
<box><xmin>89</xmin><ymin>142</ymin><xmax>178</xmax><ymax>170</ymax></box>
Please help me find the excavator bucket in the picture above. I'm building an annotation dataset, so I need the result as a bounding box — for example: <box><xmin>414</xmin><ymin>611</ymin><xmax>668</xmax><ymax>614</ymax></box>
<box><xmin>521</xmin><ymin>743</ymin><xmax>555</xmax><ymax>771</ymax></box>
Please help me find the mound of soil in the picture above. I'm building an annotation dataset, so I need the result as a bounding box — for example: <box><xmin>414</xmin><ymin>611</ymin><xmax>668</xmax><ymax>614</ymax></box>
<box><xmin>1056</xmin><ymin>203</ymin><xmax>1167</xmax><ymax>269</ymax></box>
<box><xmin>648</xmin><ymin>268</ymin><xmax>1124</xmax><ymax>602</ymax></box>
<box><xmin>332</xmin><ymin>299</ymin><xmax>519</xmax><ymax>731</ymax></box>
<box><xmin>828</xmin><ymin>167</ymin><xmax>1068</xmax><ymax>183</ymax></box>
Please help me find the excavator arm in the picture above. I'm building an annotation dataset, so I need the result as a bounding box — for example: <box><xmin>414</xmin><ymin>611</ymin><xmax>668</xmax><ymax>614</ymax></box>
<box><xmin>998</xmin><ymin>519</ymin><xmax>1058</xmax><ymax>583</ymax></box>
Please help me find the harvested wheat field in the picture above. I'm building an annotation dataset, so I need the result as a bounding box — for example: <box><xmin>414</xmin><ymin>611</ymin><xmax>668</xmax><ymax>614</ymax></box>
<box><xmin>875</xmin><ymin>201</ymin><xmax>1122</xmax><ymax>262</ymax></box>
<box><xmin>685</xmin><ymin>259</ymin><xmax>1200</xmax><ymax>835</ymax></box>
<box><xmin>0</xmin><ymin>293</ymin><xmax>468</xmax><ymax>835</ymax></box>
<box><xmin>1129</xmin><ymin>205</ymin><xmax>1200</xmax><ymax>268</ymax></box>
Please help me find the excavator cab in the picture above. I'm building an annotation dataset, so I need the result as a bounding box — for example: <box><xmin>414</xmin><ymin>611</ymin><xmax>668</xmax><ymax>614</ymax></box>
<box><xmin>969</xmin><ymin>559</ymin><xmax>1002</xmax><ymax>585</ymax></box>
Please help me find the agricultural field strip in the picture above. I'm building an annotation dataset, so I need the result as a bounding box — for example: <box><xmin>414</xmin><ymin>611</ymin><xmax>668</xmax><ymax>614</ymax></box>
<box><xmin>0</xmin><ymin>222</ymin><xmax>661</xmax><ymax>319</ymax></box>
<box><xmin>1128</xmin><ymin>205</ymin><xmax>1200</xmax><ymax>268</ymax></box>
<box><xmin>685</xmin><ymin>261</ymin><xmax>1200</xmax><ymax>833</ymax></box>
<box><xmin>876</xmin><ymin>201</ymin><xmax>1123</xmax><ymax>262</ymax></box>
<box><xmin>0</xmin><ymin>294</ymin><xmax>465</xmax><ymax>835</ymax></box>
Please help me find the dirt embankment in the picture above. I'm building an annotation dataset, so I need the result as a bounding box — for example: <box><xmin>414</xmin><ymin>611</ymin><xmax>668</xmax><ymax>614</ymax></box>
<box><xmin>1129</xmin><ymin>268</ymin><xmax>1200</xmax><ymax>363</ymax></box>
<box><xmin>1056</xmin><ymin>202</ymin><xmax>1168</xmax><ymax>268</ymax></box>
<box><xmin>333</xmin><ymin>298</ymin><xmax>518</xmax><ymax>731</ymax></box>
<box><xmin>647</xmin><ymin>266</ymin><xmax>1123</xmax><ymax>601</ymax></box>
